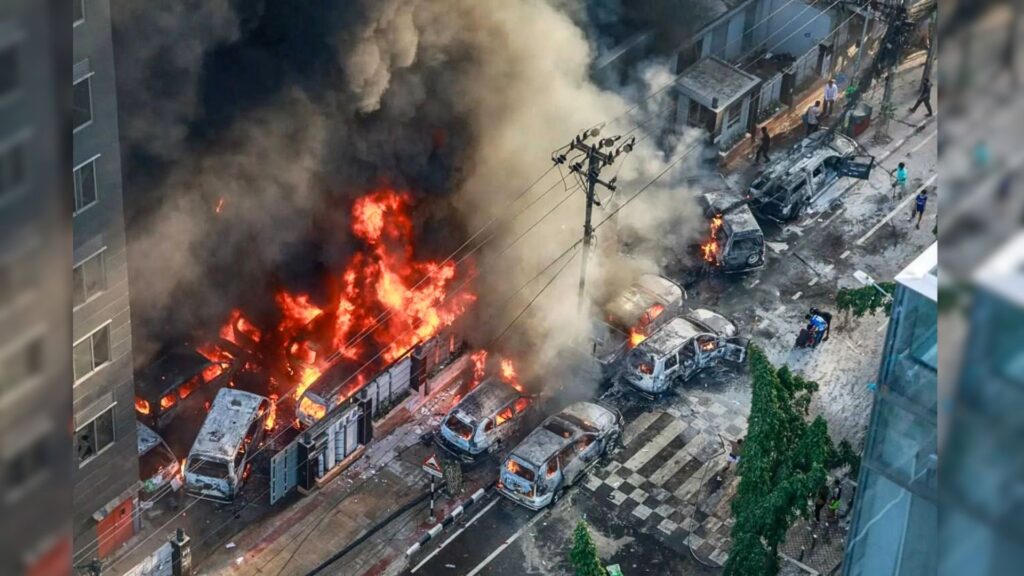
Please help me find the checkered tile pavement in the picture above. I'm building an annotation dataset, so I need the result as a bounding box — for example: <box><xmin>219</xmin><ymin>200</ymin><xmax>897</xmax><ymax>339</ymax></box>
<box><xmin>582</xmin><ymin>395</ymin><xmax>749</xmax><ymax>567</ymax></box>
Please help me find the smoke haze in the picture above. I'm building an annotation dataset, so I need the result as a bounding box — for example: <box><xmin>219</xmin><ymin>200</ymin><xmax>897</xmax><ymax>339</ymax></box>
<box><xmin>113</xmin><ymin>0</ymin><xmax>710</xmax><ymax>379</ymax></box>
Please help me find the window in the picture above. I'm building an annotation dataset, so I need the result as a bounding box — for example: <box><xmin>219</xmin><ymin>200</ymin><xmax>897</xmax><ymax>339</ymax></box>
<box><xmin>513</xmin><ymin>397</ymin><xmax>530</xmax><ymax>414</ymax></box>
<box><xmin>0</xmin><ymin>138</ymin><xmax>27</xmax><ymax>202</ymax></box>
<box><xmin>665</xmin><ymin>353</ymin><xmax>678</xmax><ymax>370</ymax></box>
<box><xmin>74</xmin><ymin>0</ymin><xmax>86</xmax><ymax>26</ymax></box>
<box><xmin>495</xmin><ymin>406</ymin><xmax>514</xmax><ymax>427</ymax></box>
<box><xmin>0</xmin><ymin>44</ymin><xmax>18</xmax><ymax>99</ymax></box>
<box><xmin>4</xmin><ymin>436</ymin><xmax>49</xmax><ymax>497</ymax></box>
<box><xmin>0</xmin><ymin>333</ymin><xmax>44</xmax><ymax>398</ymax></box>
<box><xmin>75</xmin><ymin>406</ymin><xmax>115</xmax><ymax>465</ymax></box>
<box><xmin>73</xmin><ymin>324</ymin><xmax>110</xmax><ymax>382</ymax></box>
<box><xmin>73</xmin><ymin>157</ymin><xmax>98</xmax><ymax>213</ymax></box>
<box><xmin>73</xmin><ymin>249</ymin><xmax>106</xmax><ymax>307</ymax></box>
<box><xmin>73</xmin><ymin>75</ymin><xmax>92</xmax><ymax>131</ymax></box>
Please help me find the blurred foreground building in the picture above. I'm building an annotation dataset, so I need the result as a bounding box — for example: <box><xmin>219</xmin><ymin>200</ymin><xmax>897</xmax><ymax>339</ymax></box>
<box><xmin>72</xmin><ymin>0</ymin><xmax>140</xmax><ymax>565</ymax></box>
<box><xmin>843</xmin><ymin>242</ymin><xmax>938</xmax><ymax>576</ymax></box>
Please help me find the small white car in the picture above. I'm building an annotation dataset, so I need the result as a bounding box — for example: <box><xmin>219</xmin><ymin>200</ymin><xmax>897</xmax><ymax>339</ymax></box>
<box><xmin>437</xmin><ymin>378</ymin><xmax>532</xmax><ymax>462</ymax></box>
<box><xmin>497</xmin><ymin>402</ymin><xmax>622</xmax><ymax>510</ymax></box>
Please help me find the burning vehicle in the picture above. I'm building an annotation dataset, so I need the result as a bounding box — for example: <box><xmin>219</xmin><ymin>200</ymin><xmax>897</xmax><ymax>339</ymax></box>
<box><xmin>621</xmin><ymin>309</ymin><xmax>748</xmax><ymax>395</ymax></box>
<box><xmin>437</xmin><ymin>376</ymin><xmax>532</xmax><ymax>463</ymax></box>
<box><xmin>135</xmin><ymin>348</ymin><xmax>230</xmax><ymax>430</ymax></box>
<box><xmin>591</xmin><ymin>274</ymin><xmax>685</xmax><ymax>371</ymax></box>
<box><xmin>748</xmin><ymin>131</ymin><xmax>874</xmax><ymax>222</ymax></box>
<box><xmin>184</xmin><ymin>388</ymin><xmax>271</xmax><ymax>502</ymax></box>
<box><xmin>137</xmin><ymin>422</ymin><xmax>181</xmax><ymax>501</ymax></box>
<box><xmin>497</xmin><ymin>401</ymin><xmax>622</xmax><ymax>510</ymax></box>
<box><xmin>699</xmin><ymin>191</ymin><xmax>765</xmax><ymax>273</ymax></box>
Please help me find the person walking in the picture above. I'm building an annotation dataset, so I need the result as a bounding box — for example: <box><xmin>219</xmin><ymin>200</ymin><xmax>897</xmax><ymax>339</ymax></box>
<box><xmin>891</xmin><ymin>162</ymin><xmax>908</xmax><ymax>200</ymax></box>
<box><xmin>908</xmin><ymin>77</ymin><xmax>934</xmax><ymax>117</ymax></box>
<box><xmin>908</xmin><ymin>187</ymin><xmax>929</xmax><ymax>229</ymax></box>
<box><xmin>823</xmin><ymin>79</ymin><xmax>839</xmax><ymax>116</ymax></box>
<box><xmin>756</xmin><ymin>127</ymin><xmax>771</xmax><ymax>163</ymax></box>
<box><xmin>804</xmin><ymin>101</ymin><xmax>822</xmax><ymax>136</ymax></box>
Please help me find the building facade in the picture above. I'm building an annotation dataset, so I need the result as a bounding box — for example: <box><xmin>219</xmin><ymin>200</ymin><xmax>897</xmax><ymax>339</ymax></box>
<box><xmin>843</xmin><ymin>243</ymin><xmax>938</xmax><ymax>576</ymax></box>
<box><xmin>1</xmin><ymin>2</ymin><xmax>71</xmax><ymax>575</ymax></box>
<box><xmin>73</xmin><ymin>0</ymin><xmax>141</xmax><ymax>564</ymax></box>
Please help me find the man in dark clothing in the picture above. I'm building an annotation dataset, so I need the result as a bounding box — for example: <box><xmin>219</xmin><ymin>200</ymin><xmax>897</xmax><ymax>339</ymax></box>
<box><xmin>756</xmin><ymin>127</ymin><xmax>771</xmax><ymax>163</ymax></box>
<box><xmin>909</xmin><ymin>77</ymin><xmax>933</xmax><ymax>116</ymax></box>
<box><xmin>908</xmin><ymin>188</ymin><xmax>929</xmax><ymax>229</ymax></box>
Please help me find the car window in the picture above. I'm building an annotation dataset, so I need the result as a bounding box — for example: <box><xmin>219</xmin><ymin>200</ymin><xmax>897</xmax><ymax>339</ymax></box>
<box><xmin>445</xmin><ymin>414</ymin><xmax>475</xmax><ymax>439</ymax></box>
<box><xmin>495</xmin><ymin>406</ymin><xmax>514</xmax><ymax>426</ymax></box>
<box><xmin>665</xmin><ymin>353</ymin><xmax>679</xmax><ymax>370</ymax></box>
<box><xmin>513</xmin><ymin>397</ymin><xmax>530</xmax><ymax>414</ymax></box>
<box><xmin>546</xmin><ymin>458</ymin><xmax>559</xmax><ymax>476</ymax></box>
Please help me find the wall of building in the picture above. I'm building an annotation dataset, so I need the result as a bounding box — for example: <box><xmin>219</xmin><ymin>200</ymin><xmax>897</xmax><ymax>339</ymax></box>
<box><xmin>766</xmin><ymin>0</ymin><xmax>833</xmax><ymax>56</ymax></box>
<box><xmin>72</xmin><ymin>0</ymin><xmax>140</xmax><ymax>562</ymax></box>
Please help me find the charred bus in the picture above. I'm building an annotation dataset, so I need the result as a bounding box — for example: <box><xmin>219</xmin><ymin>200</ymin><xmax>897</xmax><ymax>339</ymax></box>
<box><xmin>591</xmin><ymin>274</ymin><xmax>685</xmax><ymax>371</ymax></box>
<box><xmin>621</xmin><ymin>310</ymin><xmax>748</xmax><ymax>395</ymax></box>
<box><xmin>436</xmin><ymin>377</ymin><xmax>532</xmax><ymax>462</ymax></box>
<box><xmin>497</xmin><ymin>402</ymin><xmax>622</xmax><ymax>510</ymax></box>
<box><xmin>184</xmin><ymin>388</ymin><xmax>271</xmax><ymax>502</ymax></box>
<box><xmin>135</xmin><ymin>349</ymin><xmax>224</xmax><ymax>430</ymax></box>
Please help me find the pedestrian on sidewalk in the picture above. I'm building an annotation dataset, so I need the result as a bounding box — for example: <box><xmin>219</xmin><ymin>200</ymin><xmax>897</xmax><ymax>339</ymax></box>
<box><xmin>908</xmin><ymin>187</ymin><xmax>929</xmax><ymax>229</ymax></box>
<box><xmin>823</xmin><ymin>79</ymin><xmax>839</xmax><ymax>116</ymax></box>
<box><xmin>891</xmin><ymin>162</ymin><xmax>908</xmax><ymax>200</ymax></box>
<box><xmin>809</xmin><ymin>307</ymin><xmax>832</xmax><ymax>341</ymax></box>
<box><xmin>756</xmin><ymin>127</ymin><xmax>771</xmax><ymax>163</ymax></box>
<box><xmin>804</xmin><ymin>101</ymin><xmax>822</xmax><ymax>136</ymax></box>
<box><xmin>908</xmin><ymin>77</ymin><xmax>933</xmax><ymax>117</ymax></box>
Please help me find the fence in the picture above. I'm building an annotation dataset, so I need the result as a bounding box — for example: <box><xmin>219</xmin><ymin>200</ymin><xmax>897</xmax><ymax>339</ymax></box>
<box><xmin>120</xmin><ymin>542</ymin><xmax>172</xmax><ymax>576</ymax></box>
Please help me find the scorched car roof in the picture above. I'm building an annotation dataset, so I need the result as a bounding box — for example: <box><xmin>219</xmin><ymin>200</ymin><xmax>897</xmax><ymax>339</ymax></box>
<box><xmin>189</xmin><ymin>388</ymin><xmax>267</xmax><ymax>462</ymax></box>
<box><xmin>640</xmin><ymin>317</ymin><xmax>703</xmax><ymax>356</ymax></box>
<box><xmin>605</xmin><ymin>274</ymin><xmax>683</xmax><ymax>329</ymax></box>
<box><xmin>136</xmin><ymin>348</ymin><xmax>212</xmax><ymax>400</ymax></box>
<box><xmin>558</xmin><ymin>402</ymin><xmax>617</xmax><ymax>432</ymax></box>
<box><xmin>512</xmin><ymin>425</ymin><xmax>572</xmax><ymax>468</ymax></box>
<box><xmin>454</xmin><ymin>378</ymin><xmax>519</xmax><ymax>422</ymax></box>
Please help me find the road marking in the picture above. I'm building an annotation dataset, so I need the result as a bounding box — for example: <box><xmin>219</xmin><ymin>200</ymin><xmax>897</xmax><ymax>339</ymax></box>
<box><xmin>749</xmin><ymin>279</ymin><xmax>760</xmax><ymax>288</ymax></box>
<box><xmin>410</xmin><ymin>498</ymin><xmax>500</xmax><ymax>573</ymax></box>
<box><xmin>808</xmin><ymin>277</ymin><xmax>819</xmax><ymax>287</ymax></box>
<box><xmin>876</xmin><ymin>319</ymin><xmax>890</xmax><ymax>333</ymax></box>
<box><xmin>465</xmin><ymin>508</ymin><xmax>549</xmax><ymax>576</ymax></box>
<box><xmin>792</xmin><ymin>292</ymin><xmax>803</xmax><ymax>300</ymax></box>
<box><xmin>840</xmin><ymin>250</ymin><xmax>851</xmax><ymax>260</ymax></box>
<box><xmin>817</xmin><ymin>208</ymin><xmax>845</xmax><ymax>229</ymax></box>
<box><xmin>908</xmin><ymin>130</ymin><xmax>937</xmax><ymax>154</ymax></box>
<box><xmin>854</xmin><ymin>174</ymin><xmax>937</xmax><ymax>246</ymax></box>
<box><xmin>623</xmin><ymin>418</ymin><xmax>687</xmax><ymax>472</ymax></box>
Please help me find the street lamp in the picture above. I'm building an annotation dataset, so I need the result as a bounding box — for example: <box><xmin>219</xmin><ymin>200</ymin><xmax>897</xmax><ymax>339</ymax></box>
<box><xmin>853</xmin><ymin>269</ymin><xmax>892</xmax><ymax>300</ymax></box>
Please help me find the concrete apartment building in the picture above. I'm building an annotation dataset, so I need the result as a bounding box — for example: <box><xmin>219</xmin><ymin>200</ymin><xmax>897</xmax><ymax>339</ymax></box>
<box><xmin>1</xmin><ymin>1</ymin><xmax>72</xmax><ymax>575</ymax></box>
<box><xmin>73</xmin><ymin>0</ymin><xmax>141</xmax><ymax>564</ymax></box>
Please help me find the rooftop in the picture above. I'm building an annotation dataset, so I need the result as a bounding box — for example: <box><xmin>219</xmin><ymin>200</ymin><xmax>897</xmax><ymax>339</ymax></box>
<box><xmin>453</xmin><ymin>378</ymin><xmax>520</xmax><ymax>422</ymax></box>
<box><xmin>605</xmin><ymin>275</ymin><xmax>684</xmax><ymax>329</ymax></box>
<box><xmin>974</xmin><ymin>236</ymin><xmax>1024</xmax><ymax>308</ymax></box>
<box><xmin>641</xmin><ymin>317</ymin><xmax>703</xmax><ymax>356</ymax></box>
<box><xmin>677</xmin><ymin>56</ymin><xmax>761</xmax><ymax>111</ymax></box>
<box><xmin>189</xmin><ymin>388</ymin><xmax>267</xmax><ymax>461</ymax></box>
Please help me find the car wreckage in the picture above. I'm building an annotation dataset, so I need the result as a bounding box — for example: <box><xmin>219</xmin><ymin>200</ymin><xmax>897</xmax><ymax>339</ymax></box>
<box><xmin>748</xmin><ymin>131</ymin><xmax>874</xmax><ymax>222</ymax></box>
<box><xmin>621</xmin><ymin>309</ymin><xmax>748</xmax><ymax>395</ymax></box>
<box><xmin>589</xmin><ymin>274</ymin><xmax>686</xmax><ymax>372</ymax></box>
<box><xmin>436</xmin><ymin>377</ymin><xmax>532</xmax><ymax>463</ymax></box>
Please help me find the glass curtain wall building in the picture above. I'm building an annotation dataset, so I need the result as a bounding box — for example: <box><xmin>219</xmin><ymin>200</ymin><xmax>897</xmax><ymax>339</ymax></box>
<box><xmin>844</xmin><ymin>242</ymin><xmax>938</xmax><ymax>576</ymax></box>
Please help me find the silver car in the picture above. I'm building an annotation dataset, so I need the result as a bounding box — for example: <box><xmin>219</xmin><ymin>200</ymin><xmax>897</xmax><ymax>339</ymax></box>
<box><xmin>498</xmin><ymin>402</ymin><xmax>622</xmax><ymax>510</ymax></box>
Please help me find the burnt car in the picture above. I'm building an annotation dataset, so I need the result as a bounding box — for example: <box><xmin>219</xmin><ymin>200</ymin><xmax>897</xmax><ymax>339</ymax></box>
<box><xmin>621</xmin><ymin>309</ymin><xmax>748</xmax><ymax>395</ymax></box>
<box><xmin>437</xmin><ymin>377</ymin><xmax>532</xmax><ymax>462</ymax></box>
<box><xmin>135</xmin><ymin>349</ymin><xmax>223</xmax><ymax>430</ymax></box>
<box><xmin>700</xmin><ymin>191</ymin><xmax>765</xmax><ymax>273</ymax></box>
<box><xmin>748</xmin><ymin>131</ymin><xmax>874</xmax><ymax>222</ymax></box>
<box><xmin>591</xmin><ymin>274</ymin><xmax>685</xmax><ymax>370</ymax></box>
<box><xmin>498</xmin><ymin>401</ymin><xmax>622</xmax><ymax>510</ymax></box>
<box><xmin>137</xmin><ymin>421</ymin><xmax>180</xmax><ymax>501</ymax></box>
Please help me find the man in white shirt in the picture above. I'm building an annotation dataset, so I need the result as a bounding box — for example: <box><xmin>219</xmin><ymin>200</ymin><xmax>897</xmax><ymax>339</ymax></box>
<box><xmin>805</xmin><ymin>101</ymin><xmax>821</xmax><ymax>136</ymax></box>
<box><xmin>823</xmin><ymin>79</ymin><xmax>839</xmax><ymax>116</ymax></box>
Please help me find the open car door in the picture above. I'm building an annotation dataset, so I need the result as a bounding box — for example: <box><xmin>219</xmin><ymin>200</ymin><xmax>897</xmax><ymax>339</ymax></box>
<box><xmin>838</xmin><ymin>155</ymin><xmax>875</xmax><ymax>180</ymax></box>
<box><xmin>722</xmin><ymin>337</ymin><xmax>749</xmax><ymax>365</ymax></box>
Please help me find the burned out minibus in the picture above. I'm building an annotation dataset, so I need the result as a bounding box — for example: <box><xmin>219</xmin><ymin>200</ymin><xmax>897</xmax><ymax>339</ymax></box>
<box><xmin>498</xmin><ymin>402</ymin><xmax>622</xmax><ymax>509</ymax></box>
<box><xmin>700</xmin><ymin>192</ymin><xmax>765</xmax><ymax>273</ymax></box>
<box><xmin>621</xmin><ymin>310</ymin><xmax>748</xmax><ymax>395</ymax></box>
<box><xmin>591</xmin><ymin>274</ymin><xmax>685</xmax><ymax>371</ymax></box>
<box><xmin>437</xmin><ymin>377</ymin><xmax>532</xmax><ymax>462</ymax></box>
<box><xmin>184</xmin><ymin>388</ymin><xmax>271</xmax><ymax>502</ymax></box>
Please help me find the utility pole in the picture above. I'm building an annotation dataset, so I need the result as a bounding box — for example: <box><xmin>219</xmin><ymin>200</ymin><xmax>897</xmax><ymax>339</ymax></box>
<box><xmin>553</xmin><ymin>128</ymin><xmax>634</xmax><ymax>315</ymax></box>
<box><xmin>920</xmin><ymin>7</ymin><xmax>938</xmax><ymax>85</ymax></box>
<box><xmin>874</xmin><ymin>0</ymin><xmax>912</xmax><ymax>144</ymax></box>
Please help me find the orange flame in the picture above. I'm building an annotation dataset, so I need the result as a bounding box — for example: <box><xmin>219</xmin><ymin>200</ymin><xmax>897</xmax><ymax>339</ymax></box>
<box><xmin>159</xmin><ymin>394</ymin><xmax>176</xmax><ymax>410</ymax></box>
<box><xmin>471</xmin><ymin>350</ymin><xmax>487</xmax><ymax>387</ymax></box>
<box><xmin>499</xmin><ymin>358</ymin><xmax>523</xmax><ymax>392</ymax></box>
<box><xmin>629</xmin><ymin>329</ymin><xmax>647</xmax><ymax>348</ymax></box>
<box><xmin>135</xmin><ymin>397</ymin><xmax>151</xmax><ymax>415</ymax></box>
<box><xmin>298</xmin><ymin>396</ymin><xmax>326</xmax><ymax>421</ymax></box>
<box><xmin>265</xmin><ymin>394</ymin><xmax>278</xmax><ymax>431</ymax></box>
<box><xmin>702</xmin><ymin>215</ymin><xmax>724</xmax><ymax>264</ymax></box>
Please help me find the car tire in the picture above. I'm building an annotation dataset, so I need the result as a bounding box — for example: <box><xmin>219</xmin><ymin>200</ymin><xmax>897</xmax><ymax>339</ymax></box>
<box><xmin>746</xmin><ymin>252</ymin><xmax>762</xmax><ymax>266</ymax></box>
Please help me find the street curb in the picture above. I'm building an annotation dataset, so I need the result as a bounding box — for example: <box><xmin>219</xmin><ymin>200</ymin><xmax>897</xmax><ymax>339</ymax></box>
<box><xmin>404</xmin><ymin>485</ymin><xmax>492</xmax><ymax>557</ymax></box>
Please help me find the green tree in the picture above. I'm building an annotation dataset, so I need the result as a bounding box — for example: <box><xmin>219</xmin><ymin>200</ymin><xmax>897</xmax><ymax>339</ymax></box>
<box><xmin>835</xmin><ymin>282</ymin><xmax>897</xmax><ymax>321</ymax></box>
<box><xmin>724</xmin><ymin>346</ymin><xmax>835</xmax><ymax>576</ymax></box>
<box><xmin>569</xmin><ymin>520</ymin><xmax>606</xmax><ymax>576</ymax></box>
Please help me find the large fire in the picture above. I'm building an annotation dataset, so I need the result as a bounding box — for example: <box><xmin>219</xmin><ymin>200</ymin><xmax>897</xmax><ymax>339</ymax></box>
<box><xmin>194</xmin><ymin>187</ymin><xmax>476</xmax><ymax>414</ymax></box>
<box><xmin>628</xmin><ymin>303</ymin><xmax>666</xmax><ymax>349</ymax></box>
<box><xmin>701</xmin><ymin>215</ymin><xmax>724</xmax><ymax>264</ymax></box>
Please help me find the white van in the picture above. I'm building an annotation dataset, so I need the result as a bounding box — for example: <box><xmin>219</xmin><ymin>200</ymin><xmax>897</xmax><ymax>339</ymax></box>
<box><xmin>621</xmin><ymin>310</ymin><xmax>747</xmax><ymax>394</ymax></box>
<box><xmin>591</xmin><ymin>274</ymin><xmax>685</xmax><ymax>369</ymax></box>
<box><xmin>437</xmin><ymin>378</ymin><xmax>532</xmax><ymax>462</ymax></box>
<box><xmin>185</xmin><ymin>388</ymin><xmax>271</xmax><ymax>502</ymax></box>
<box><xmin>498</xmin><ymin>402</ymin><xmax>622</xmax><ymax>510</ymax></box>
